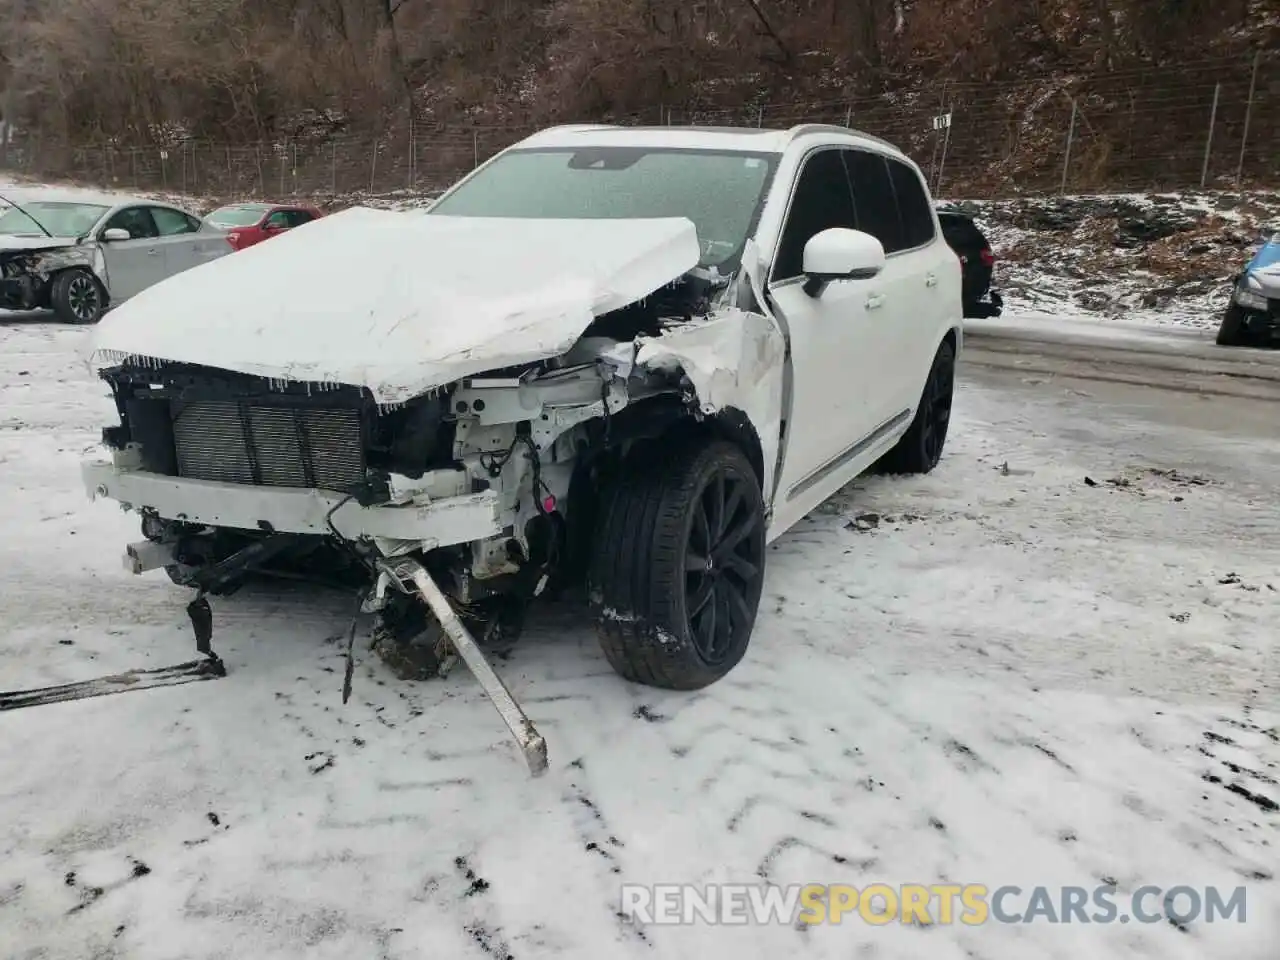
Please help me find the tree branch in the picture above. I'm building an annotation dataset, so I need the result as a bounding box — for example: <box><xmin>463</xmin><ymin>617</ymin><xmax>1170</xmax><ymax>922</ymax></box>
<box><xmin>741</xmin><ymin>0</ymin><xmax>791</xmax><ymax>64</ymax></box>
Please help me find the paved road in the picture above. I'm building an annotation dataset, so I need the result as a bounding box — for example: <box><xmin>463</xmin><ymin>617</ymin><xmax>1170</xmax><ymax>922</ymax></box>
<box><xmin>962</xmin><ymin>318</ymin><xmax>1280</xmax><ymax>403</ymax></box>
<box><xmin>962</xmin><ymin>359</ymin><xmax>1280</xmax><ymax>439</ymax></box>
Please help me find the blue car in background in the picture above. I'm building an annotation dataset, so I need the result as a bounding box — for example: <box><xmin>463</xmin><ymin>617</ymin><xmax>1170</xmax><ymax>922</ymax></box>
<box><xmin>1217</xmin><ymin>233</ymin><xmax>1280</xmax><ymax>346</ymax></box>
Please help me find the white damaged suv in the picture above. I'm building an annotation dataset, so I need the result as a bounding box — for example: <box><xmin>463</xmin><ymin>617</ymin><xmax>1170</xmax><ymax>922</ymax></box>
<box><xmin>82</xmin><ymin>123</ymin><xmax>962</xmax><ymax>694</ymax></box>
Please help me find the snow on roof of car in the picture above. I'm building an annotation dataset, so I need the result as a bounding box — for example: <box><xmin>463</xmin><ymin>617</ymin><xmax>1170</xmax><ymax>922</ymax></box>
<box><xmin>514</xmin><ymin>123</ymin><xmax>904</xmax><ymax>156</ymax></box>
<box><xmin>4</xmin><ymin>188</ymin><xmax>150</xmax><ymax>208</ymax></box>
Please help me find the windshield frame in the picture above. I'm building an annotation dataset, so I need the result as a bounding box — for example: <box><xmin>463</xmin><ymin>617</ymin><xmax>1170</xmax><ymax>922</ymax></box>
<box><xmin>0</xmin><ymin>201</ymin><xmax>110</xmax><ymax>238</ymax></box>
<box><xmin>428</xmin><ymin>145</ymin><xmax>781</xmax><ymax>273</ymax></box>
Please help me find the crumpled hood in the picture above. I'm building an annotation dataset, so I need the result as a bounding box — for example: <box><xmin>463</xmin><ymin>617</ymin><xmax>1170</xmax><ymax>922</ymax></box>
<box><xmin>89</xmin><ymin>208</ymin><xmax>702</xmax><ymax>404</ymax></box>
<box><xmin>0</xmin><ymin>235</ymin><xmax>79</xmax><ymax>253</ymax></box>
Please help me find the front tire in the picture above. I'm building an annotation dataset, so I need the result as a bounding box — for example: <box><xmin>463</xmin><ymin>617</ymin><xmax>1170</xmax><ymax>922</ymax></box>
<box><xmin>1215</xmin><ymin>304</ymin><xmax>1252</xmax><ymax>347</ymax></box>
<box><xmin>881</xmin><ymin>338</ymin><xmax>956</xmax><ymax>475</ymax></box>
<box><xmin>589</xmin><ymin>440</ymin><xmax>767</xmax><ymax>690</ymax></box>
<box><xmin>50</xmin><ymin>269</ymin><xmax>107</xmax><ymax>324</ymax></box>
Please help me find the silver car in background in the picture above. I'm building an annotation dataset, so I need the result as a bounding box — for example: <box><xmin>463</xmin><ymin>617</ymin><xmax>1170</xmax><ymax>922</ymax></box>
<box><xmin>0</xmin><ymin>192</ymin><xmax>232</xmax><ymax>324</ymax></box>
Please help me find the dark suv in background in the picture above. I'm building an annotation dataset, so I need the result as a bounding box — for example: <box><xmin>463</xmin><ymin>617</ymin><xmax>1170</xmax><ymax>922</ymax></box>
<box><xmin>937</xmin><ymin>207</ymin><xmax>1003</xmax><ymax>319</ymax></box>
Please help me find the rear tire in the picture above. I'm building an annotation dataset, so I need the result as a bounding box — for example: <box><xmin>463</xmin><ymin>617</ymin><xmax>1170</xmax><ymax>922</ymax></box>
<box><xmin>589</xmin><ymin>440</ymin><xmax>766</xmax><ymax>690</ymax></box>
<box><xmin>50</xmin><ymin>269</ymin><xmax>107</xmax><ymax>325</ymax></box>
<box><xmin>880</xmin><ymin>338</ymin><xmax>956</xmax><ymax>475</ymax></box>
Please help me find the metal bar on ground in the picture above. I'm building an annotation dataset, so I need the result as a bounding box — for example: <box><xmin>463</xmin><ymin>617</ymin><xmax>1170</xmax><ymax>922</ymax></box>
<box><xmin>387</xmin><ymin>558</ymin><xmax>548</xmax><ymax>777</ymax></box>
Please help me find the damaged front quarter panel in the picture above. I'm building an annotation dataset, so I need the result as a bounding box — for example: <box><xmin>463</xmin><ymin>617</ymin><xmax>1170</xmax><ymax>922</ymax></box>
<box><xmin>631</xmin><ymin>307</ymin><xmax>787</xmax><ymax>506</ymax></box>
<box><xmin>0</xmin><ymin>242</ymin><xmax>102</xmax><ymax>310</ymax></box>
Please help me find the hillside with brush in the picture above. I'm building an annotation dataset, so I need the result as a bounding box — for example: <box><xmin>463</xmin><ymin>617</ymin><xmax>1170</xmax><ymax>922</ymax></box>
<box><xmin>0</xmin><ymin>0</ymin><xmax>1277</xmax><ymax>197</ymax></box>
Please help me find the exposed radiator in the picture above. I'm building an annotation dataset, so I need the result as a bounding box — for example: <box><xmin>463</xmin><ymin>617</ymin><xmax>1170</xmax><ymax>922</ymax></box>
<box><xmin>170</xmin><ymin>400</ymin><xmax>367</xmax><ymax>493</ymax></box>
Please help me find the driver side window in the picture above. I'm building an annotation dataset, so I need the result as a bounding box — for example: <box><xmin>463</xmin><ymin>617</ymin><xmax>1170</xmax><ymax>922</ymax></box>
<box><xmin>771</xmin><ymin>149</ymin><xmax>857</xmax><ymax>283</ymax></box>
<box><xmin>264</xmin><ymin>210</ymin><xmax>291</xmax><ymax>229</ymax></box>
<box><xmin>102</xmin><ymin>207</ymin><xmax>158</xmax><ymax>240</ymax></box>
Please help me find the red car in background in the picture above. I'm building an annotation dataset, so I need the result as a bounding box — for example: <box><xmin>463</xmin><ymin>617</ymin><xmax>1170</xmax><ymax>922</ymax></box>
<box><xmin>204</xmin><ymin>202</ymin><xmax>325</xmax><ymax>251</ymax></box>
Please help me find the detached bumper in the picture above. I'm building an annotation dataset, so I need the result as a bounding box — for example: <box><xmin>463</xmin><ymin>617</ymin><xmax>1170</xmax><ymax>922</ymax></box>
<box><xmin>81</xmin><ymin>461</ymin><xmax>504</xmax><ymax>547</ymax></box>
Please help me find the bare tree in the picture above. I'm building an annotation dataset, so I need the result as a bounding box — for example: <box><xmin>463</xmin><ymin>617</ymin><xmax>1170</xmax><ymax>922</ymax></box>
<box><xmin>0</xmin><ymin>0</ymin><xmax>1256</xmax><ymax>155</ymax></box>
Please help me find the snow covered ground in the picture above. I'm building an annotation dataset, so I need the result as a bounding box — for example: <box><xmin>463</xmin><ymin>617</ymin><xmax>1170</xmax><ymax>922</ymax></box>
<box><xmin>1</xmin><ymin>317</ymin><xmax>1276</xmax><ymax>959</ymax></box>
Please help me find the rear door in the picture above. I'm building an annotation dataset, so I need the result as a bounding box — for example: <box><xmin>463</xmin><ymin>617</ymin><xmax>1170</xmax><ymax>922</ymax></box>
<box><xmin>97</xmin><ymin>206</ymin><xmax>163</xmax><ymax>300</ymax></box>
<box><xmin>148</xmin><ymin>206</ymin><xmax>200</xmax><ymax>275</ymax></box>
<box><xmin>150</xmin><ymin>205</ymin><xmax>230</xmax><ymax>274</ymax></box>
<box><xmin>885</xmin><ymin>158</ymin><xmax>960</xmax><ymax>388</ymax></box>
<box><xmin>843</xmin><ymin>149</ymin><xmax>925</xmax><ymax>427</ymax></box>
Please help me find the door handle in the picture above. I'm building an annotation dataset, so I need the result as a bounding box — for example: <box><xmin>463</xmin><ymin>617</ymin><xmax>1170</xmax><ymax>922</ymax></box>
<box><xmin>146</xmin><ymin>249</ymin><xmax>160</xmax><ymax>256</ymax></box>
<box><xmin>866</xmin><ymin>294</ymin><xmax>885</xmax><ymax>310</ymax></box>
<box><xmin>926</xmin><ymin>273</ymin><xmax>938</xmax><ymax>287</ymax></box>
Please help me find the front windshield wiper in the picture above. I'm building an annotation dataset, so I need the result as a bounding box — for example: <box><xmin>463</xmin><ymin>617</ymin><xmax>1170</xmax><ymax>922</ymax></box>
<box><xmin>0</xmin><ymin>192</ymin><xmax>55</xmax><ymax>238</ymax></box>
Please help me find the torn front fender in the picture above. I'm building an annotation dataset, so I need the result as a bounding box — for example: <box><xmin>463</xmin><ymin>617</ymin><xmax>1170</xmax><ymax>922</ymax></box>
<box><xmin>632</xmin><ymin>308</ymin><xmax>787</xmax><ymax>509</ymax></box>
<box><xmin>0</xmin><ymin>243</ymin><xmax>101</xmax><ymax>308</ymax></box>
<box><xmin>32</xmin><ymin>245</ymin><xmax>99</xmax><ymax>277</ymax></box>
<box><xmin>0</xmin><ymin>241</ymin><xmax>96</xmax><ymax>277</ymax></box>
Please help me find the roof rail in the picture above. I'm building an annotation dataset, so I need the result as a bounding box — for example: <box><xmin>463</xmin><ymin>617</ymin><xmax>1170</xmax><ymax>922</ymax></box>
<box><xmin>784</xmin><ymin>123</ymin><xmax>901</xmax><ymax>152</ymax></box>
<box><xmin>531</xmin><ymin>123</ymin><xmax>619</xmax><ymax>135</ymax></box>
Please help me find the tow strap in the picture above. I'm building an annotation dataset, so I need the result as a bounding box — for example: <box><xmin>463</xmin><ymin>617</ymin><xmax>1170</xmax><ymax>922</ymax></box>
<box><xmin>0</xmin><ymin>656</ymin><xmax>226</xmax><ymax>712</ymax></box>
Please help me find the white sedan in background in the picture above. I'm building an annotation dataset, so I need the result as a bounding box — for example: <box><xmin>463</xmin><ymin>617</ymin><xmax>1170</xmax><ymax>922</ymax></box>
<box><xmin>0</xmin><ymin>192</ymin><xmax>232</xmax><ymax>324</ymax></box>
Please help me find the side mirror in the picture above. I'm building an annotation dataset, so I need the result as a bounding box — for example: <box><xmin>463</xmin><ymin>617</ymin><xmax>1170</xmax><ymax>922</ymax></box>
<box><xmin>101</xmin><ymin>227</ymin><xmax>131</xmax><ymax>242</ymax></box>
<box><xmin>801</xmin><ymin>228</ymin><xmax>885</xmax><ymax>298</ymax></box>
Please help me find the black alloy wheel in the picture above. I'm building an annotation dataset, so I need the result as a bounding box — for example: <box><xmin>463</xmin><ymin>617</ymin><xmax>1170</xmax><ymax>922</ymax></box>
<box><xmin>683</xmin><ymin>464</ymin><xmax>765</xmax><ymax>666</ymax></box>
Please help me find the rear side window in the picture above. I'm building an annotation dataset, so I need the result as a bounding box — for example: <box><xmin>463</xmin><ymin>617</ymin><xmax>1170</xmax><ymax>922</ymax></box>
<box><xmin>772</xmin><ymin>149</ymin><xmax>857</xmax><ymax>281</ymax></box>
<box><xmin>887</xmin><ymin>159</ymin><xmax>936</xmax><ymax>249</ymax></box>
<box><xmin>207</xmin><ymin>205</ymin><xmax>269</xmax><ymax>227</ymax></box>
<box><xmin>844</xmin><ymin>150</ymin><xmax>903</xmax><ymax>254</ymax></box>
<box><xmin>150</xmin><ymin>206</ymin><xmax>198</xmax><ymax>236</ymax></box>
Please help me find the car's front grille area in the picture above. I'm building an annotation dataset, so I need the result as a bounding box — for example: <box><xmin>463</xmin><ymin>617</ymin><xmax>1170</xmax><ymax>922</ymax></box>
<box><xmin>171</xmin><ymin>400</ymin><xmax>366</xmax><ymax>493</ymax></box>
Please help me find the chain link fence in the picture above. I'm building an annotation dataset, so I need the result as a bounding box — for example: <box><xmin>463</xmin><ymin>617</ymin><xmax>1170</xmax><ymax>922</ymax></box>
<box><xmin>1</xmin><ymin>51</ymin><xmax>1276</xmax><ymax>204</ymax></box>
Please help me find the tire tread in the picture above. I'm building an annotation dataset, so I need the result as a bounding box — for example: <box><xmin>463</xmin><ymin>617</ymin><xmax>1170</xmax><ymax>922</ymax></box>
<box><xmin>589</xmin><ymin>439</ymin><xmax>762</xmax><ymax>690</ymax></box>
